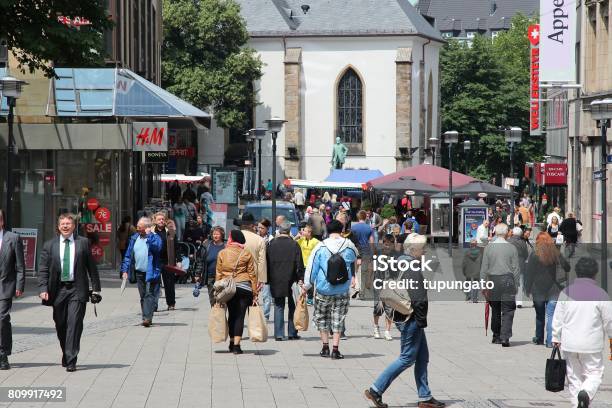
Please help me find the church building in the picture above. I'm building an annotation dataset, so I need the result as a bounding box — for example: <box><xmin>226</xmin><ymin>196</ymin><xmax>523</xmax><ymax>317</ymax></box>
<box><xmin>206</xmin><ymin>0</ymin><xmax>444</xmax><ymax>182</ymax></box>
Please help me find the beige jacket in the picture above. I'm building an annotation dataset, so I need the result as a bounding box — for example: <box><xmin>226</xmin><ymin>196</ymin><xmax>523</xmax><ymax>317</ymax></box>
<box><xmin>242</xmin><ymin>229</ymin><xmax>268</xmax><ymax>283</ymax></box>
<box><xmin>216</xmin><ymin>244</ymin><xmax>257</xmax><ymax>293</ymax></box>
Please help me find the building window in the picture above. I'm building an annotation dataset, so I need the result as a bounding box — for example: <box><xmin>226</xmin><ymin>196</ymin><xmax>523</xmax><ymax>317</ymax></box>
<box><xmin>491</xmin><ymin>30</ymin><xmax>501</xmax><ymax>39</ymax></box>
<box><xmin>441</xmin><ymin>31</ymin><xmax>453</xmax><ymax>38</ymax></box>
<box><xmin>337</xmin><ymin>68</ymin><xmax>363</xmax><ymax>144</ymax></box>
<box><xmin>466</xmin><ymin>31</ymin><xmax>476</xmax><ymax>39</ymax></box>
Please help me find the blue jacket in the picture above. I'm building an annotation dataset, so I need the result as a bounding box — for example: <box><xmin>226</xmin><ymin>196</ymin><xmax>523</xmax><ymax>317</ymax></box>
<box><xmin>120</xmin><ymin>233</ymin><xmax>162</xmax><ymax>282</ymax></box>
<box><xmin>304</xmin><ymin>237</ymin><xmax>358</xmax><ymax>296</ymax></box>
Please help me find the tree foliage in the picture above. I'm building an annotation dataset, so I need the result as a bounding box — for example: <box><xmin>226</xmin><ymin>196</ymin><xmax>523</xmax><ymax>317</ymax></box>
<box><xmin>161</xmin><ymin>0</ymin><xmax>262</xmax><ymax>130</ymax></box>
<box><xmin>0</xmin><ymin>0</ymin><xmax>112</xmax><ymax>77</ymax></box>
<box><xmin>440</xmin><ymin>14</ymin><xmax>544</xmax><ymax>182</ymax></box>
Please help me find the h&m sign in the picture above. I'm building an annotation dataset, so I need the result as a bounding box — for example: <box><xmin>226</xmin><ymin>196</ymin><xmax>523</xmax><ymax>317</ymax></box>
<box><xmin>132</xmin><ymin>122</ymin><xmax>168</xmax><ymax>152</ymax></box>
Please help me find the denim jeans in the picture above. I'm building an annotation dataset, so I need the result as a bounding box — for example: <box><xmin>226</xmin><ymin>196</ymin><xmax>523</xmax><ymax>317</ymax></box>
<box><xmin>545</xmin><ymin>300</ymin><xmax>557</xmax><ymax>346</ymax></box>
<box><xmin>533</xmin><ymin>300</ymin><xmax>557</xmax><ymax>346</ymax></box>
<box><xmin>136</xmin><ymin>272</ymin><xmax>159</xmax><ymax>321</ymax></box>
<box><xmin>273</xmin><ymin>296</ymin><xmax>297</xmax><ymax>339</ymax></box>
<box><xmin>260</xmin><ymin>285</ymin><xmax>272</xmax><ymax>320</ymax></box>
<box><xmin>371</xmin><ymin>318</ymin><xmax>432</xmax><ymax>401</ymax></box>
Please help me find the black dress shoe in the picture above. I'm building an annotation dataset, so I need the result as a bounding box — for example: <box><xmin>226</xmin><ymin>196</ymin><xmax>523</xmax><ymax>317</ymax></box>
<box><xmin>418</xmin><ymin>397</ymin><xmax>446</xmax><ymax>408</ymax></box>
<box><xmin>275</xmin><ymin>337</ymin><xmax>285</xmax><ymax>341</ymax></box>
<box><xmin>61</xmin><ymin>357</ymin><xmax>67</xmax><ymax>367</ymax></box>
<box><xmin>232</xmin><ymin>345</ymin><xmax>243</xmax><ymax>355</ymax></box>
<box><xmin>66</xmin><ymin>365</ymin><xmax>76</xmax><ymax>372</ymax></box>
<box><xmin>501</xmin><ymin>341</ymin><xmax>510</xmax><ymax>347</ymax></box>
<box><xmin>364</xmin><ymin>388</ymin><xmax>388</xmax><ymax>408</ymax></box>
<box><xmin>331</xmin><ymin>350</ymin><xmax>344</xmax><ymax>360</ymax></box>
<box><xmin>228</xmin><ymin>343</ymin><xmax>235</xmax><ymax>352</ymax></box>
<box><xmin>288</xmin><ymin>335</ymin><xmax>301</xmax><ymax>340</ymax></box>
<box><xmin>0</xmin><ymin>356</ymin><xmax>10</xmax><ymax>370</ymax></box>
<box><xmin>320</xmin><ymin>347</ymin><xmax>330</xmax><ymax>357</ymax></box>
<box><xmin>577</xmin><ymin>390</ymin><xmax>590</xmax><ymax>408</ymax></box>
<box><xmin>492</xmin><ymin>337</ymin><xmax>502</xmax><ymax>344</ymax></box>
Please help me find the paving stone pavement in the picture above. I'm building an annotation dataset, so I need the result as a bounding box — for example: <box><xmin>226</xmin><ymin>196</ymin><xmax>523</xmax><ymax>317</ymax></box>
<box><xmin>0</xmin><ymin>275</ymin><xmax>610</xmax><ymax>408</ymax></box>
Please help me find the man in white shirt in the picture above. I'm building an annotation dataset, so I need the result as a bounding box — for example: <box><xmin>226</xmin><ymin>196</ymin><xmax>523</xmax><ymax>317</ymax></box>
<box><xmin>552</xmin><ymin>257</ymin><xmax>612</xmax><ymax>408</ymax></box>
<box><xmin>476</xmin><ymin>219</ymin><xmax>490</xmax><ymax>246</ymax></box>
<box><xmin>38</xmin><ymin>213</ymin><xmax>101</xmax><ymax>372</ymax></box>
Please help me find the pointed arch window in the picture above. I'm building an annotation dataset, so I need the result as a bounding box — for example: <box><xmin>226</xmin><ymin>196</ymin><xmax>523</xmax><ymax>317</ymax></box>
<box><xmin>337</xmin><ymin>68</ymin><xmax>363</xmax><ymax>144</ymax></box>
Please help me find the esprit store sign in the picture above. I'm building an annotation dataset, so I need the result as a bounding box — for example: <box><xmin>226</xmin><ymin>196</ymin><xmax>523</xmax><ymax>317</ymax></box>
<box><xmin>539</xmin><ymin>0</ymin><xmax>576</xmax><ymax>82</ymax></box>
<box><xmin>528</xmin><ymin>25</ymin><xmax>541</xmax><ymax>136</ymax></box>
<box><xmin>132</xmin><ymin>122</ymin><xmax>168</xmax><ymax>152</ymax></box>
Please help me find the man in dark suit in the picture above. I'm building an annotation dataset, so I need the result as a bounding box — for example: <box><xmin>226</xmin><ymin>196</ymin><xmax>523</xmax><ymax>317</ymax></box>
<box><xmin>38</xmin><ymin>213</ymin><xmax>101</xmax><ymax>372</ymax></box>
<box><xmin>0</xmin><ymin>209</ymin><xmax>25</xmax><ymax>370</ymax></box>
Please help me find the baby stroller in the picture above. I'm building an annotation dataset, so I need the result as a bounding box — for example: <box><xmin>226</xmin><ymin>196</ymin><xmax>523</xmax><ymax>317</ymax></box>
<box><xmin>176</xmin><ymin>242</ymin><xmax>198</xmax><ymax>284</ymax></box>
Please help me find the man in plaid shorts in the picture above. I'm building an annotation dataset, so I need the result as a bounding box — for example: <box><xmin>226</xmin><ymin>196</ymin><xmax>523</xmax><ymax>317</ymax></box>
<box><xmin>302</xmin><ymin>220</ymin><xmax>358</xmax><ymax>359</ymax></box>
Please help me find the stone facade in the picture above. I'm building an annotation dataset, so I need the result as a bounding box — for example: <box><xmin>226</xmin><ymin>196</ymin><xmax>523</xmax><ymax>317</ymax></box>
<box><xmin>395</xmin><ymin>48</ymin><xmax>413</xmax><ymax>171</ymax></box>
<box><xmin>566</xmin><ymin>0</ymin><xmax>612</xmax><ymax>243</ymax></box>
<box><xmin>284</xmin><ymin>47</ymin><xmax>302</xmax><ymax>179</ymax></box>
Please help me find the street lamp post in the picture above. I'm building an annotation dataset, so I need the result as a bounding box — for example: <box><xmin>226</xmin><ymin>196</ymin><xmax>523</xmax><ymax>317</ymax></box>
<box><xmin>264</xmin><ymin>117</ymin><xmax>287</xmax><ymax>234</ymax></box>
<box><xmin>428</xmin><ymin>136</ymin><xmax>439</xmax><ymax>166</ymax></box>
<box><xmin>444</xmin><ymin>130</ymin><xmax>458</xmax><ymax>254</ymax></box>
<box><xmin>505</xmin><ymin>127</ymin><xmax>522</xmax><ymax>227</ymax></box>
<box><xmin>249</xmin><ymin>128</ymin><xmax>266</xmax><ymax>201</ymax></box>
<box><xmin>0</xmin><ymin>76</ymin><xmax>27</xmax><ymax>230</ymax></box>
<box><xmin>590</xmin><ymin>99</ymin><xmax>611</xmax><ymax>290</ymax></box>
<box><xmin>463</xmin><ymin>140</ymin><xmax>471</xmax><ymax>174</ymax></box>
<box><xmin>245</xmin><ymin>132</ymin><xmax>253</xmax><ymax>198</ymax></box>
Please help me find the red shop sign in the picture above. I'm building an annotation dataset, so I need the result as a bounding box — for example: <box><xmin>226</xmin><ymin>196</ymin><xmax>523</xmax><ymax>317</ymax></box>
<box><xmin>94</xmin><ymin>207</ymin><xmax>111</xmax><ymax>223</ymax></box>
<box><xmin>542</xmin><ymin>163</ymin><xmax>567</xmax><ymax>185</ymax></box>
<box><xmin>87</xmin><ymin>198</ymin><xmax>99</xmax><ymax>211</ymax></box>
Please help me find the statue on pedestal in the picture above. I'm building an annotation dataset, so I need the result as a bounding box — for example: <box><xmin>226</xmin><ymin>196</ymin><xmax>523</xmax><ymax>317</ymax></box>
<box><xmin>331</xmin><ymin>136</ymin><xmax>349</xmax><ymax>169</ymax></box>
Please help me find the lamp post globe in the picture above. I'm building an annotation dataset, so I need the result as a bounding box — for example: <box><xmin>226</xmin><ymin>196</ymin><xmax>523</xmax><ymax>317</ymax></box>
<box><xmin>263</xmin><ymin>117</ymin><xmax>287</xmax><ymax>234</ymax></box>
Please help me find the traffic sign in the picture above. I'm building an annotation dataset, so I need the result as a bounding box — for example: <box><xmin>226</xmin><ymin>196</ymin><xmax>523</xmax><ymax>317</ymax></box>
<box><xmin>593</xmin><ymin>169</ymin><xmax>606</xmax><ymax>181</ymax></box>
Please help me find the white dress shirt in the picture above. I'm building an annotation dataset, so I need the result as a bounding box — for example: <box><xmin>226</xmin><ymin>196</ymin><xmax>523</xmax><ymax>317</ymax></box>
<box><xmin>0</xmin><ymin>229</ymin><xmax>4</xmax><ymax>252</ymax></box>
<box><xmin>59</xmin><ymin>234</ymin><xmax>76</xmax><ymax>281</ymax></box>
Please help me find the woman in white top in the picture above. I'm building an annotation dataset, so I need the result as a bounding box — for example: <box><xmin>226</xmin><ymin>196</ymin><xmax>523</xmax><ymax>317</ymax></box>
<box><xmin>552</xmin><ymin>257</ymin><xmax>612</xmax><ymax>408</ymax></box>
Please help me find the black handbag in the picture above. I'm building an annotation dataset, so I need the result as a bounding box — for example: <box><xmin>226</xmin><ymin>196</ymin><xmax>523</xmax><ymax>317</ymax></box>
<box><xmin>545</xmin><ymin>346</ymin><xmax>566</xmax><ymax>392</ymax></box>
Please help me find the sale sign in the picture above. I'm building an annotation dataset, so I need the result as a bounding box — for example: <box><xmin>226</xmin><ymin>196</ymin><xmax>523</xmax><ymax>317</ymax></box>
<box><xmin>87</xmin><ymin>198</ymin><xmax>99</xmax><ymax>211</ymax></box>
<box><xmin>90</xmin><ymin>244</ymin><xmax>104</xmax><ymax>262</ymax></box>
<box><xmin>12</xmin><ymin>228</ymin><xmax>38</xmax><ymax>271</ymax></box>
<box><xmin>94</xmin><ymin>207</ymin><xmax>111</xmax><ymax>223</ymax></box>
<box><xmin>84</xmin><ymin>223</ymin><xmax>112</xmax><ymax>234</ymax></box>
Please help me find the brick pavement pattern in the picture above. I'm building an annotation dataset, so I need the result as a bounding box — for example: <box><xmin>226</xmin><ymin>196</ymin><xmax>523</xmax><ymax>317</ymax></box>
<box><xmin>0</xmin><ymin>274</ymin><xmax>611</xmax><ymax>408</ymax></box>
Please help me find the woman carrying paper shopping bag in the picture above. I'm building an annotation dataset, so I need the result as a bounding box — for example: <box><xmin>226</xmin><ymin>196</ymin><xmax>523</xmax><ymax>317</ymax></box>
<box><xmin>215</xmin><ymin>230</ymin><xmax>258</xmax><ymax>355</ymax></box>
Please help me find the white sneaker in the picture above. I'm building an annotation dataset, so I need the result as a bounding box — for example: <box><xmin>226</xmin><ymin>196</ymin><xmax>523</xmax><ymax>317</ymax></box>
<box><xmin>384</xmin><ymin>330</ymin><xmax>392</xmax><ymax>341</ymax></box>
<box><xmin>373</xmin><ymin>326</ymin><xmax>381</xmax><ymax>339</ymax></box>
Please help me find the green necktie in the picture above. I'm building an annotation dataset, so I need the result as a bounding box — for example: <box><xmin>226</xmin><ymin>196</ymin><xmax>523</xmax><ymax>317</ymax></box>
<box><xmin>62</xmin><ymin>239</ymin><xmax>71</xmax><ymax>282</ymax></box>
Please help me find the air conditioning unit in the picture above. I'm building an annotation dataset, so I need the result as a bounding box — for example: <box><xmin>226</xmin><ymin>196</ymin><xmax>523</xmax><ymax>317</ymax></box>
<box><xmin>0</xmin><ymin>37</ymin><xmax>8</xmax><ymax>65</ymax></box>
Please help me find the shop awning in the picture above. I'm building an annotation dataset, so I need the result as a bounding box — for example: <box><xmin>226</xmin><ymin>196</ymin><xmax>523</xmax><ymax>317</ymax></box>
<box><xmin>161</xmin><ymin>174</ymin><xmax>210</xmax><ymax>183</ymax></box>
<box><xmin>368</xmin><ymin>164</ymin><xmax>475</xmax><ymax>190</ymax></box>
<box><xmin>324</xmin><ymin>169</ymin><xmax>383</xmax><ymax>184</ymax></box>
<box><xmin>452</xmin><ymin>180</ymin><xmax>511</xmax><ymax>197</ymax></box>
<box><xmin>49</xmin><ymin>68</ymin><xmax>210</xmax><ymax>118</ymax></box>
<box><xmin>286</xmin><ymin>179</ymin><xmax>365</xmax><ymax>190</ymax></box>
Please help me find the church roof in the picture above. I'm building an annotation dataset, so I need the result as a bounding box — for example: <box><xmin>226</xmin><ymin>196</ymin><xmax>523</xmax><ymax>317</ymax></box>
<box><xmin>417</xmin><ymin>0</ymin><xmax>538</xmax><ymax>35</ymax></box>
<box><xmin>237</xmin><ymin>0</ymin><xmax>443</xmax><ymax>41</ymax></box>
